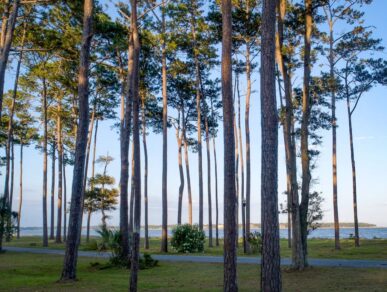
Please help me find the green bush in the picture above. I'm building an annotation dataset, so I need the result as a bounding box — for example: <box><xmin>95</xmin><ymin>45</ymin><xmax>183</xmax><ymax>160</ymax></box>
<box><xmin>96</xmin><ymin>226</ymin><xmax>127</xmax><ymax>267</ymax></box>
<box><xmin>247</xmin><ymin>231</ymin><xmax>262</xmax><ymax>254</ymax></box>
<box><xmin>139</xmin><ymin>253</ymin><xmax>158</xmax><ymax>269</ymax></box>
<box><xmin>170</xmin><ymin>224</ymin><xmax>205</xmax><ymax>253</ymax></box>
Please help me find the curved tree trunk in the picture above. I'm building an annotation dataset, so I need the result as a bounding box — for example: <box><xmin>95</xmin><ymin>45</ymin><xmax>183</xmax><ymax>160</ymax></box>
<box><xmin>17</xmin><ymin>143</ymin><xmax>23</xmax><ymax>239</ymax></box>
<box><xmin>221</xmin><ymin>0</ymin><xmax>237</xmax><ymax>289</ymax></box>
<box><xmin>61</xmin><ymin>0</ymin><xmax>93</xmax><ymax>280</ymax></box>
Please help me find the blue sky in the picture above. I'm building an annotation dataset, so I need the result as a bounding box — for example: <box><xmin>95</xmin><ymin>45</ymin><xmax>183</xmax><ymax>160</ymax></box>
<box><xmin>2</xmin><ymin>1</ymin><xmax>387</xmax><ymax>228</ymax></box>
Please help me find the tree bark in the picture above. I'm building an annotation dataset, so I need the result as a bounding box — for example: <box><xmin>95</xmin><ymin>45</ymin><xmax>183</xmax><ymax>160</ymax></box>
<box><xmin>205</xmin><ymin>117</ymin><xmax>213</xmax><ymax>247</ymax></box>
<box><xmin>129</xmin><ymin>143</ymin><xmax>135</xmax><ymax>235</ymax></box>
<box><xmin>328</xmin><ymin>13</ymin><xmax>341</xmax><ymax>250</ymax></box>
<box><xmin>275</xmin><ymin>0</ymin><xmax>304</xmax><ymax>269</ymax></box>
<box><xmin>234</xmin><ymin>111</ymin><xmax>239</xmax><ymax>248</ymax></box>
<box><xmin>245</xmin><ymin>43</ymin><xmax>251</xmax><ymax>253</ymax></box>
<box><xmin>50</xmin><ymin>141</ymin><xmax>56</xmax><ymax>240</ymax></box>
<box><xmin>0</xmin><ymin>0</ymin><xmax>19</xmax><ymax>122</ymax></box>
<box><xmin>83</xmin><ymin>106</ymin><xmax>95</xmax><ymax>192</ymax></box>
<box><xmin>129</xmin><ymin>0</ymin><xmax>141</xmax><ymax>289</ymax></box>
<box><xmin>61</xmin><ymin>0</ymin><xmax>93</xmax><ymax>280</ymax></box>
<box><xmin>17</xmin><ymin>143</ymin><xmax>23</xmax><ymax>239</ymax></box>
<box><xmin>56</xmin><ymin>99</ymin><xmax>64</xmax><ymax>243</ymax></box>
<box><xmin>160</xmin><ymin>0</ymin><xmax>168</xmax><ymax>253</ymax></box>
<box><xmin>183</xmin><ymin>133</ymin><xmax>193</xmax><ymax>225</ymax></box>
<box><xmin>142</xmin><ymin>99</ymin><xmax>149</xmax><ymax>249</ymax></box>
<box><xmin>63</xmin><ymin>157</ymin><xmax>67</xmax><ymax>242</ymax></box>
<box><xmin>260</xmin><ymin>0</ymin><xmax>282</xmax><ymax>290</ymax></box>
<box><xmin>221</xmin><ymin>0</ymin><xmax>238</xmax><ymax>290</ymax></box>
<box><xmin>177</xmin><ymin>112</ymin><xmax>184</xmax><ymax>226</ymax></box>
<box><xmin>86</xmin><ymin>209</ymin><xmax>91</xmax><ymax>242</ymax></box>
<box><xmin>345</xmin><ymin>81</ymin><xmax>360</xmax><ymax>247</ymax></box>
<box><xmin>299</xmin><ymin>0</ymin><xmax>313</xmax><ymax>264</ymax></box>
<box><xmin>212</xmin><ymin>136</ymin><xmax>219</xmax><ymax>246</ymax></box>
<box><xmin>42</xmin><ymin>78</ymin><xmax>48</xmax><ymax>247</ymax></box>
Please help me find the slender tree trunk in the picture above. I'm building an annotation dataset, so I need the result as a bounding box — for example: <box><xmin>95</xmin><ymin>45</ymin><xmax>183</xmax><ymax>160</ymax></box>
<box><xmin>56</xmin><ymin>100</ymin><xmax>63</xmax><ymax>243</ymax></box>
<box><xmin>299</xmin><ymin>0</ymin><xmax>313</xmax><ymax>264</ymax></box>
<box><xmin>0</xmin><ymin>0</ymin><xmax>10</xmax><ymax>48</ymax></box>
<box><xmin>275</xmin><ymin>0</ymin><xmax>304</xmax><ymax>269</ymax></box>
<box><xmin>346</xmin><ymin>86</ymin><xmax>360</xmax><ymax>247</ymax></box>
<box><xmin>83</xmin><ymin>107</ymin><xmax>95</xmax><ymax>191</ymax></box>
<box><xmin>63</xmin><ymin>157</ymin><xmax>67</xmax><ymax>242</ymax></box>
<box><xmin>142</xmin><ymin>100</ymin><xmax>149</xmax><ymax>249</ymax></box>
<box><xmin>50</xmin><ymin>142</ymin><xmax>56</xmax><ymax>240</ymax></box>
<box><xmin>0</xmin><ymin>0</ymin><xmax>19</xmax><ymax>122</ymax></box>
<box><xmin>129</xmin><ymin>0</ymin><xmax>141</xmax><ymax>289</ymax></box>
<box><xmin>42</xmin><ymin>79</ymin><xmax>49</xmax><ymax>247</ymax></box>
<box><xmin>184</xmin><ymin>134</ymin><xmax>193</xmax><ymax>225</ymax></box>
<box><xmin>234</xmin><ymin>111</ymin><xmax>239</xmax><ymax>247</ymax></box>
<box><xmin>92</xmin><ymin>120</ymin><xmax>99</xmax><ymax>181</ymax></box>
<box><xmin>86</xmin><ymin>210</ymin><xmax>91</xmax><ymax>242</ymax></box>
<box><xmin>161</xmin><ymin>0</ymin><xmax>168</xmax><ymax>253</ymax></box>
<box><xmin>221</xmin><ymin>0</ymin><xmax>237</xmax><ymax>290</ymax></box>
<box><xmin>17</xmin><ymin>144</ymin><xmax>23</xmax><ymax>239</ymax></box>
<box><xmin>177</xmin><ymin>116</ymin><xmax>184</xmax><ymax>226</ymax></box>
<box><xmin>260</xmin><ymin>0</ymin><xmax>282</xmax><ymax>290</ymax></box>
<box><xmin>10</xmin><ymin>138</ymin><xmax>14</xmax><ymax>212</ymax></box>
<box><xmin>212</xmin><ymin>137</ymin><xmax>219</xmax><ymax>246</ymax></box>
<box><xmin>329</xmin><ymin>18</ymin><xmax>341</xmax><ymax>250</ymax></box>
<box><xmin>245</xmin><ymin>47</ymin><xmax>251</xmax><ymax>253</ymax></box>
<box><xmin>61</xmin><ymin>0</ymin><xmax>93</xmax><ymax>280</ymax></box>
<box><xmin>129</xmin><ymin>143</ymin><xmax>135</xmax><ymax>235</ymax></box>
<box><xmin>205</xmin><ymin>118</ymin><xmax>213</xmax><ymax>247</ymax></box>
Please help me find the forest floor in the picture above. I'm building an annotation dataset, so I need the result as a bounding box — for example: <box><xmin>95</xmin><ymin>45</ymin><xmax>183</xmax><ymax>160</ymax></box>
<box><xmin>1</xmin><ymin>252</ymin><xmax>387</xmax><ymax>291</ymax></box>
<box><xmin>4</xmin><ymin>236</ymin><xmax>387</xmax><ymax>260</ymax></box>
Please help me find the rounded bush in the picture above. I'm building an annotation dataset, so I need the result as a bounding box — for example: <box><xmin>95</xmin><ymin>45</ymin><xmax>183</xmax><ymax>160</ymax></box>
<box><xmin>170</xmin><ymin>224</ymin><xmax>205</xmax><ymax>253</ymax></box>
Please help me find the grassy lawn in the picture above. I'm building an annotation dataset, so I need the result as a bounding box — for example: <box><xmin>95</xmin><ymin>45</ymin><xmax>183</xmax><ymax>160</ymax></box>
<box><xmin>5</xmin><ymin>236</ymin><xmax>387</xmax><ymax>260</ymax></box>
<box><xmin>1</xmin><ymin>252</ymin><xmax>386</xmax><ymax>291</ymax></box>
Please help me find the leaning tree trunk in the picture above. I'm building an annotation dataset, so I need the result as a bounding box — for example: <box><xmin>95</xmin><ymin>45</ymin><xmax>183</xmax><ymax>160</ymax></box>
<box><xmin>183</xmin><ymin>133</ymin><xmax>193</xmax><ymax>225</ymax></box>
<box><xmin>300</xmin><ymin>0</ymin><xmax>313</xmax><ymax>265</ymax></box>
<box><xmin>260</xmin><ymin>0</ymin><xmax>282</xmax><ymax>290</ymax></box>
<box><xmin>160</xmin><ymin>0</ymin><xmax>168</xmax><ymax>253</ymax></box>
<box><xmin>205</xmin><ymin>117</ymin><xmax>213</xmax><ymax>247</ymax></box>
<box><xmin>42</xmin><ymin>79</ymin><xmax>49</xmax><ymax>247</ymax></box>
<box><xmin>129</xmin><ymin>0</ymin><xmax>141</xmax><ymax>289</ymax></box>
<box><xmin>0</xmin><ymin>0</ymin><xmax>19</xmax><ymax>122</ymax></box>
<box><xmin>275</xmin><ymin>0</ymin><xmax>304</xmax><ymax>269</ymax></box>
<box><xmin>221</xmin><ymin>0</ymin><xmax>238</xmax><ymax>290</ymax></box>
<box><xmin>60</xmin><ymin>0</ymin><xmax>93</xmax><ymax>281</ymax></box>
<box><xmin>142</xmin><ymin>100</ymin><xmax>149</xmax><ymax>249</ymax></box>
<box><xmin>56</xmin><ymin>100</ymin><xmax>64</xmax><ymax>243</ymax></box>
<box><xmin>17</xmin><ymin>143</ymin><xmax>23</xmax><ymax>239</ymax></box>
<box><xmin>50</xmin><ymin>142</ymin><xmax>56</xmax><ymax>240</ymax></box>
<box><xmin>346</xmin><ymin>86</ymin><xmax>360</xmax><ymax>247</ymax></box>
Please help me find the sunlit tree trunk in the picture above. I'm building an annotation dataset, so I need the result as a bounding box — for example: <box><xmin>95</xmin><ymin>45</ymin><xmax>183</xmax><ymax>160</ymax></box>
<box><xmin>83</xmin><ymin>106</ymin><xmax>96</xmax><ymax>192</ymax></box>
<box><xmin>205</xmin><ymin>117</ymin><xmax>213</xmax><ymax>247</ymax></box>
<box><xmin>63</xmin><ymin>156</ymin><xmax>67</xmax><ymax>242</ymax></box>
<box><xmin>42</xmin><ymin>78</ymin><xmax>48</xmax><ymax>247</ymax></box>
<box><xmin>56</xmin><ymin>99</ymin><xmax>64</xmax><ymax>243</ymax></box>
<box><xmin>261</xmin><ymin>0</ymin><xmax>282</xmax><ymax>290</ymax></box>
<box><xmin>50</xmin><ymin>141</ymin><xmax>56</xmax><ymax>240</ymax></box>
<box><xmin>142</xmin><ymin>96</ymin><xmax>149</xmax><ymax>249</ymax></box>
<box><xmin>17</xmin><ymin>143</ymin><xmax>23</xmax><ymax>239</ymax></box>
<box><xmin>221</xmin><ymin>0</ymin><xmax>237</xmax><ymax>289</ymax></box>
<box><xmin>177</xmin><ymin>111</ymin><xmax>184</xmax><ymax>226</ymax></box>
<box><xmin>183</xmin><ymin>133</ymin><xmax>193</xmax><ymax>225</ymax></box>
<box><xmin>61</xmin><ymin>0</ymin><xmax>93</xmax><ymax>280</ymax></box>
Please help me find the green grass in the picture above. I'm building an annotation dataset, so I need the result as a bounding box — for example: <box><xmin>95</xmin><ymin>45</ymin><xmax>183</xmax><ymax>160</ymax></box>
<box><xmin>5</xmin><ymin>236</ymin><xmax>387</xmax><ymax>260</ymax></box>
<box><xmin>0</xmin><ymin>252</ymin><xmax>386</xmax><ymax>291</ymax></box>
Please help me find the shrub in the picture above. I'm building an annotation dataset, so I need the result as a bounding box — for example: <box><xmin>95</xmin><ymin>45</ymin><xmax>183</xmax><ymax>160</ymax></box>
<box><xmin>139</xmin><ymin>253</ymin><xmax>158</xmax><ymax>269</ymax></box>
<box><xmin>247</xmin><ymin>231</ymin><xmax>262</xmax><ymax>254</ymax></box>
<box><xmin>171</xmin><ymin>224</ymin><xmax>205</xmax><ymax>253</ymax></box>
<box><xmin>96</xmin><ymin>226</ymin><xmax>127</xmax><ymax>267</ymax></box>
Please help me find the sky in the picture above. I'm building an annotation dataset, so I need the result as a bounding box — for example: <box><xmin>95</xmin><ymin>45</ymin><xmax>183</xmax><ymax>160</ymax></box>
<box><xmin>2</xmin><ymin>0</ymin><xmax>387</xmax><ymax>228</ymax></box>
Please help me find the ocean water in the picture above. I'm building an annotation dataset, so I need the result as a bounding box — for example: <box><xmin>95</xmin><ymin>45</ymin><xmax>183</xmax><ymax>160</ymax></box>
<box><xmin>18</xmin><ymin>227</ymin><xmax>387</xmax><ymax>239</ymax></box>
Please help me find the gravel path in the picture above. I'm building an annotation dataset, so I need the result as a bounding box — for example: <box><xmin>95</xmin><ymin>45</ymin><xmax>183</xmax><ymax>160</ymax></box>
<box><xmin>4</xmin><ymin>246</ymin><xmax>387</xmax><ymax>269</ymax></box>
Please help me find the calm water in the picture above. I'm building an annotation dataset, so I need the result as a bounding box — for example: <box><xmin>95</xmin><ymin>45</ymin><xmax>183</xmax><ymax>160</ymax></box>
<box><xmin>18</xmin><ymin>227</ymin><xmax>387</xmax><ymax>239</ymax></box>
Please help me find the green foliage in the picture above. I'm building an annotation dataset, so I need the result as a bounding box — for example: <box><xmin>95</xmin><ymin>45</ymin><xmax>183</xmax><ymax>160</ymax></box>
<box><xmin>247</xmin><ymin>231</ymin><xmax>262</xmax><ymax>254</ymax></box>
<box><xmin>96</xmin><ymin>226</ymin><xmax>127</xmax><ymax>267</ymax></box>
<box><xmin>84</xmin><ymin>239</ymin><xmax>99</xmax><ymax>251</ymax></box>
<box><xmin>171</xmin><ymin>224</ymin><xmax>205</xmax><ymax>253</ymax></box>
<box><xmin>0</xmin><ymin>197</ymin><xmax>18</xmax><ymax>246</ymax></box>
<box><xmin>139</xmin><ymin>253</ymin><xmax>158</xmax><ymax>270</ymax></box>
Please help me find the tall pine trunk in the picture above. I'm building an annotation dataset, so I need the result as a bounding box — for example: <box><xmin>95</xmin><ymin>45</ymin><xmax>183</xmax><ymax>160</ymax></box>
<box><xmin>83</xmin><ymin>107</ymin><xmax>96</xmax><ymax>192</ymax></box>
<box><xmin>129</xmin><ymin>0</ymin><xmax>141</xmax><ymax>289</ymax></box>
<box><xmin>183</xmin><ymin>133</ymin><xmax>193</xmax><ymax>225</ymax></box>
<box><xmin>17</xmin><ymin>143</ymin><xmax>23</xmax><ymax>239</ymax></box>
<box><xmin>275</xmin><ymin>0</ymin><xmax>304</xmax><ymax>269</ymax></box>
<box><xmin>160</xmin><ymin>0</ymin><xmax>168</xmax><ymax>253</ymax></box>
<box><xmin>245</xmin><ymin>45</ymin><xmax>251</xmax><ymax>253</ymax></box>
<box><xmin>63</xmin><ymin>157</ymin><xmax>67</xmax><ymax>242</ymax></box>
<box><xmin>42</xmin><ymin>78</ymin><xmax>49</xmax><ymax>247</ymax></box>
<box><xmin>221</xmin><ymin>0</ymin><xmax>237</xmax><ymax>289</ymax></box>
<box><xmin>300</xmin><ymin>0</ymin><xmax>313</xmax><ymax>264</ymax></box>
<box><xmin>60</xmin><ymin>0</ymin><xmax>93</xmax><ymax>280</ymax></box>
<box><xmin>205</xmin><ymin>117</ymin><xmax>213</xmax><ymax>247</ymax></box>
<box><xmin>142</xmin><ymin>99</ymin><xmax>149</xmax><ymax>249</ymax></box>
<box><xmin>260</xmin><ymin>0</ymin><xmax>282</xmax><ymax>290</ymax></box>
<box><xmin>177</xmin><ymin>112</ymin><xmax>184</xmax><ymax>225</ymax></box>
<box><xmin>50</xmin><ymin>142</ymin><xmax>56</xmax><ymax>240</ymax></box>
<box><xmin>56</xmin><ymin>100</ymin><xmax>63</xmax><ymax>243</ymax></box>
